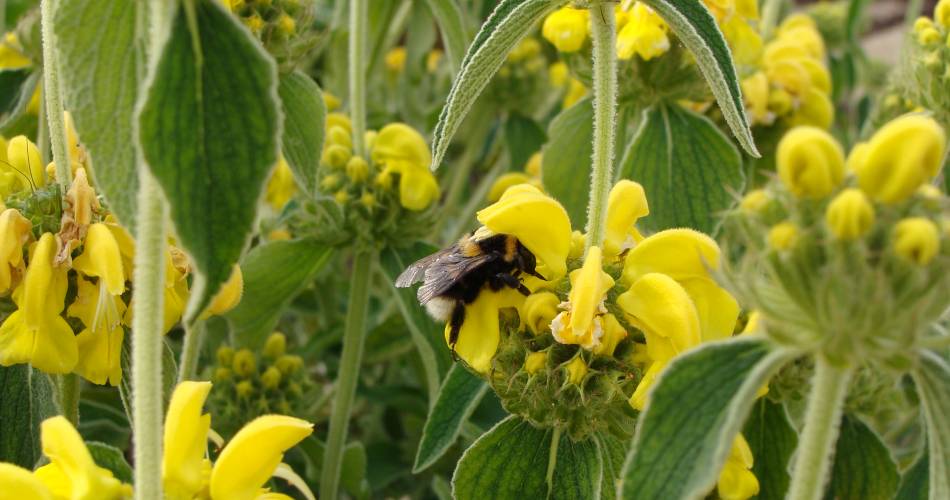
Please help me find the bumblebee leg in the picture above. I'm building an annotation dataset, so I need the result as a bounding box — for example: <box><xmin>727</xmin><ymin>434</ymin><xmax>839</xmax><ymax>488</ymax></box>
<box><xmin>495</xmin><ymin>272</ymin><xmax>531</xmax><ymax>296</ymax></box>
<box><xmin>448</xmin><ymin>301</ymin><xmax>465</xmax><ymax>361</ymax></box>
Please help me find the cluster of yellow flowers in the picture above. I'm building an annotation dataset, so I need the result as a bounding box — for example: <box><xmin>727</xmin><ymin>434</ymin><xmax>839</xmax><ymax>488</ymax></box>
<box><xmin>0</xmin><ymin>134</ymin><xmax>243</xmax><ymax>386</ymax></box>
<box><xmin>447</xmin><ymin>181</ymin><xmax>758</xmax><ymax>499</ymax></box>
<box><xmin>220</xmin><ymin>0</ymin><xmax>316</xmax><ymax>70</ymax></box>
<box><xmin>909</xmin><ymin>0</ymin><xmax>950</xmax><ymax>122</ymax></box>
<box><xmin>739</xmin><ymin>14</ymin><xmax>833</xmax><ymax>129</ymax></box>
<box><xmin>0</xmin><ymin>381</ymin><xmax>314</xmax><ymax>499</ymax></box>
<box><xmin>732</xmin><ymin>113</ymin><xmax>948</xmax><ymax>364</ymax></box>
<box><xmin>209</xmin><ymin>332</ymin><xmax>311</xmax><ymax>437</ymax></box>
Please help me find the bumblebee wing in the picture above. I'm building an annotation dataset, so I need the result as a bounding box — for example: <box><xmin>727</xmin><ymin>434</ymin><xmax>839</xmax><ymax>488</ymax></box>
<box><xmin>395</xmin><ymin>246</ymin><xmax>458</xmax><ymax>288</ymax></box>
<box><xmin>417</xmin><ymin>252</ymin><xmax>496</xmax><ymax>304</ymax></box>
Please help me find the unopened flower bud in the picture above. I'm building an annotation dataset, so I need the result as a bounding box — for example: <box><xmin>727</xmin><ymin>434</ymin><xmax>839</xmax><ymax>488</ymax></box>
<box><xmin>359</xmin><ymin>192</ymin><xmax>376</xmax><ymax>210</ymax></box>
<box><xmin>321</xmin><ymin>174</ymin><xmax>341</xmax><ymax>191</ymax></box>
<box><xmin>236</xmin><ymin>380</ymin><xmax>254</xmax><ymax>398</ymax></box>
<box><xmin>777</xmin><ymin>127</ymin><xmax>844</xmax><ymax>198</ymax></box>
<box><xmin>522</xmin><ymin>292</ymin><xmax>560</xmax><ymax>335</ymax></box>
<box><xmin>232</xmin><ymin>349</ymin><xmax>257</xmax><ymax>377</ymax></box>
<box><xmin>327</xmin><ymin>126</ymin><xmax>352</xmax><ymax>150</ymax></box>
<box><xmin>261</xmin><ymin>366</ymin><xmax>282</xmax><ymax>389</ymax></box>
<box><xmin>276</xmin><ymin>354</ymin><xmax>303</xmax><ymax>376</ymax></box>
<box><xmin>825</xmin><ymin>188</ymin><xmax>874</xmax><ymax>240</ymax></box>
<box><xmin>937</xmin><ymin>0</ymin><xmax>950</xmax><ymax>27</ymax></box>
<box><xmin>565</xmin><ymin>356</ymin><xmax>587</xmax><ymax>385</ymax></box>
<box><xmin>216</xmin><ymin>345</ymin><xmax>234</xmax><ymax>365</ymax></box>
<box><xmin>264</xmin><ymin>332</ymin><xmax>287</xmax><ymax>359</ymax></box>
<box><xmin>893</xmin><ymin>217</ymin><xmax>940</xmax><ymax>265</ymax></box>
<box><xmin>740</xmin><ymin>189</ymin><xmax>770</xmax><ymax>214</ymax></box>
<box><xmin>214</xmin><ymin>367</ymin><xmax>232</xmax><ymax>382</ymax></box>
<box><xmin>334</xmin><ymin>190</ymin><xmax>350</xmax><ymax>204</ymax></box>
<box><xmin>345</xmin><ymin>156</ymin><xmax>369</xmax><ymax>183</ymax></box>
<box><xmin>276</xmin><ymin>14</ymin><xmax>295</xmax><ymax>36</ymax></box>
<box><xmin>524</xmin><ymin>351</ymin><xmax>547</xmax><ymax>374</ymax></box>
<box><xmin>918</xmin><ymin>27</ymin><xmax>942</xmax><ymax>45</ymax></box>
<box><xmin>768</xmin><ymin>221</ymin><xmax>799</xmax><ymax>251</ymax></box>
<box><xmin>322</xmin><ymin>144</ymin><xmax>351</xmax><ymax>169</ymax></box>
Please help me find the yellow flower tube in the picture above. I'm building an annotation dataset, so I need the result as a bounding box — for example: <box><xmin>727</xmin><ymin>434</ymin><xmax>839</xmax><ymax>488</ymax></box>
<box><xmin>604</xmin><ymin>180</ymin><xmax>649</xmax><ymax>257</ymax></box>
<box><xmin>550</xmin><ymin>246</ymin><xmax>615</xmax><ymax>349</ymax></box>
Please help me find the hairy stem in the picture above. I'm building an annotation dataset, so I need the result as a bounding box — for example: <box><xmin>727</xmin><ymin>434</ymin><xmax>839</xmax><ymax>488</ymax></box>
<box><xmin>348</xmin><ymin>0</ymin><xmax>368</xmax><ymax>157</ymax></box>
<box><xmin>320</xmin><ymin>251</ymin><xmax>375</xmax><ymax>500</ymax></box>
<box><xmin>787</xmin><ymin>357</ymin><xmax>854</xmax><ymax>500</ymax></box>
<box><xmin>177</xmin><ymin>320</ymin><xmax>205</xmax><ymax>383</ymax></box>
<box><xmin>40</xmin><ymin>0</ymin><xmax>71</xmax><ymax>187</ymax></box>
<box><xmin>58</xmin><ymin>373</ymin><xmax>80</xmax><ymax>426</ymax></box>
<box><xmin>584</xmin><ymin>3</ymin><xmax>617</xmax><ymax>251</ymax></box>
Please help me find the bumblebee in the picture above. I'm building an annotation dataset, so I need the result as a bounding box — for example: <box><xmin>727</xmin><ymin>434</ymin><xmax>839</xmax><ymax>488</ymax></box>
<box><xmin>395</xmin><ymin>232</ymin><xmax>545</xmax><ymax>348</ymax></box>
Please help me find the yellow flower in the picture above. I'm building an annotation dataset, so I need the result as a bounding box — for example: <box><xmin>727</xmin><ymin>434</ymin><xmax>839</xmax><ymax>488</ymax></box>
<box><xmin>66</xmin><ymin>168</ymin><xmax>100</xmax><ymax>228</ymax></box>
<box><xmin>717</xmin><ymin>434</ymin><xmax>760</xmax><ymax>500</ymax></box>
<box><xmin>385</xmin><ymin>47</ymin><xmax>407</xmax><ymax>73</ymax></box>
<box><xmin>127</xmin><ymin>249</ymin><xmax>190</xmax><ymax>334</ymax></box>
<box><xmin>524</xmin><ymin>351</ymin><xmax>548</xmax><ymax>374</ymax></box>
<box><xmin>593</xmin><ymin>313</ymin><xmax>628</xmax><ymax>357</ymax></box>
<box><xmin>266</xmin><ymin>156</ymin><xmax>297</xmax><ymax>211</ymax></box>
<box><xmin>768</xmin><ymin>221</ymin><xmax>799</xmax><ymax>251</ymax></box>
<box><xmin>563</xmin><ymin>78</ymin><xmax>587</xmax><ymax>108</ymax></box>
<box><xmin>0</xmin><ymin>208</ymin><xmax>31</xmax><ymax>294</ymax></box>
<box><xmin>0</xmin><ymin>463</ymin><xmax>53</xmax><ymax>499</ymax></box>
<box><xmin>68</xmin><ymin>277</ymin><xmax>126</xmax><ymax>386</ymax></box>
<box><xmin>74</xmin><ymin>223</ymin><xmax>126</xmax><ymax>296</ymax></box>
<box><xmin>477</xmin><ymin>184</ymin><xmax>572</xmax><ymax>278</ymax></box>
<box><xmin>618</xmin><ymin>273</ymin><xmax>701</xmax><ymax>410</ymax></box>
<box><xmin>0</xmin><ymin>33</ymin><xmax>30</xmax><ymax>69</ymax></box>
<box><xmin>488</xmin><ymin>173</ymin><xmax>535</xmax><ymax>203</ymax></box>
<box><xmin>0</xmin><ymin>233</ymin><xmax>77</xmax><ymax>374</ymax></box>
<box><xmin>427</xmin><ymin>49</ymin><xmax>443</xmax><ymax>72</ymax></box>
<box><xmin>521</xmin><ymin>291</ymin><xmax>560</xmax><ymax>335</ymax></box>
<box><xmin>786</xmin><ymin>87</ymin><xmax>834</xmax><ymax>129</ymax></box>
<box><xmin>3</xmin><ymin>135</ymin><xmax>45</xmax><ymax>194</ymax></box>
<box><xmin>825</xmin><ymin>188</ymin><xmax>874</xmax><ymax>240</ymax></box>
<box><xmin>849</xmin><ymin>115</ymin><xmax>946</xmax><ymax>204</ymax></box>
<box><xmin>741</xmin><ymin>72</ymin><xmax>772</xmax><ymax>125</ymax></box>
<box><xmin>446</xmin><ymin>288</ymin><xmax>526</xmax><ymax>374</ymax></box>
<box><xmin>542</xmin><ymin>7</ymin><xmax>590</xmax><ymax>53</ymax></box>
<box><xmin>616</xmin><ymin>3</ymin><xmax>670</xmax><ymax>61</ymax></box>
<box><xmin>776</xmin><ymin>126</ymin><xmax>844</xmax><ymax>198</ymax></box>
<box><xmin>33</xmin><ymin>416</ymin><xmax>131</xmax><ymax>499</ymax></box>
<box><xmin>371</xmin><ymin>123</ymin><xmax>440</xmax><ymax>211</ymax></box>
<box><xmin>565</xmin><ymin>355</ymin><xmax>588</xmax><ymax>384</ymax></box>
<box><xmin>323</xmin><ymin>92</ymin><xmax>341</xmax><ymax>112</ymax></box>
<box><xmin>200</xmin><ymin>264</ymin><xmax>243</xmax><ymax>320</ymax></box>
<box><xmin>604</xmin><ymin>180</ymin><xmax>649</xmax><ymax>257</ymax></box>
<box><xmin>621</xmin><ymin>228</ymin><xmax>721</xmax><ymax>285</ymax></box>
<box><xmin>893</xmin><ymin>217</ymin><xmax>940</xmax><ymax>265</ymax></box>
<box><xmin>937</xmin><ymin>0</ymin><xmax>950</xmax><ymax>27</ymax></box>
<box><xmin>739</xmin><ymin>188</ymin><xmax>770</xmax><ymax>214</ymax></box>
<box><xmin>550</xmin><ymin>246</ymin><xmax>615</xmax><ymax>349</ymax></box>
<box><xmin>163</xmin><ymin>381</ymin><xmax>212</xmax><ymax>499</ymax></box>
<box><xmin>722</xmin><ymin>17</ymin><xmax>763</xmax><ymax>66</ymax></box>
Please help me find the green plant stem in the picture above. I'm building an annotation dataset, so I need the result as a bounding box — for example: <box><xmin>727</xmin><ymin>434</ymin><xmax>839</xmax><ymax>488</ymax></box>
<box><xmin>904</xmin><ymin>0</ymin><xmax>924</xmax><ymax>30</ymax></box>
<box><xmin>348</xmin><ymin>0</ymin><xmax>367</xmax><ymax>157</ymax></box>
<box><xmin>58</xmin><ymin>373</ymin><xmax>80</xmax><ymax>426</ymax></box>
<box><xmin>132</xmin><ymin>175</ymin><xmax>167</xmax><ymax>500</ymax></box>
<box><xmin>320</xmin><ymin>251</ymin><xmax>374</xmax><ymax>500</ymax></box>
<box><xmin>759</xmin><ymin>0</ymin><xmax>783</xmax><ymax>40</ymax></box>
<box><xmin>40</xmin><ymin>0</ymin><xmax>72</xmax><ymax>188</ymax></box>
<box><xmin>787</xmin><ymin>357</ymin><xmax>854</xmax><ymax>500</ymax></box>
<box><xmin>584</xmin><ymin>3</ymin><xmax>617</xmax><ymax>251</ymax></box>
<box><xmin>177</xmin><ymin>320</ymin><xmax>205</xmax><ymax>383</ymax></box>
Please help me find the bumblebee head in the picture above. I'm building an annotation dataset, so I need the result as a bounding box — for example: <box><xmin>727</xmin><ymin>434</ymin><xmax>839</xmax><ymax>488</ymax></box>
<box><xmin>515</xmin><ymin>240</ymin><xmax>545</xmax><ymax>280</ymax></box>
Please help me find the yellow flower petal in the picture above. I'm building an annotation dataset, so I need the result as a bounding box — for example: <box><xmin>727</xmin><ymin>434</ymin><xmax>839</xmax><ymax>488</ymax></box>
<box><xmin>825</xmin><ymin>188</ymin><xmax>874</xmax><ymax>240</ymax></box>
<box><xmin>593</xmin><ymin>313</ymin><xmax>628</xmax><ymax>357</ymax></box>
<box><xmin>622</xmin><ymin>228</ymin><xmax>721</xmax><ymax>285</ymax></box>
<box><xmin>776</xmin><ymin>126</ymin><xmax>844</xmax><ymax>198</ymax></box>
<box><xmin>40</xmin><ymin>416</ymin><xmax>129</xmax><ymax>499</ymax></box>
<box><xmin>6</xmin><ymin>135</ymin><xmax>45</xmax><ymax>190</ymax></box>
<box><xmin>73</xmin><ymin>223</ymin><xmax>126</xmax><ymax>296</ymax></box>
<box><xmin>630</xmin><ymin>361</ymin><xmax>664</xmax><ymax>410</ymax></box>
<box><xmin>477</xmin><ymin>184</ymin><xmax>572</xmax><ymax>278</ymax></box>
<box><xmin>604</xmin><ymin>180</ymin><xmax>649</xmax><ymax>257</ymax></box>
<box><xmin>445</xmin><ymin>288</ymin><xmax>525</xmax><ymax>374</ymax></box>
<box><xmin>0</xmin><ymin>463</ymin><xmax>53</xmax><ymax>500</ymax></box>
<box><xmin>552</xmin><ymin>247</ymin><xmax>615</xmax><ymax>349</ymax></box>
<box><xmin>0</xmin><ymin>208</ymin><xmax>31</xmax><ymax>293</ymax></box>
<box><xmin>616</xmin><ymin>4</ymin><xmax>670</xmax><ymax>61</ymax></box>
<box><xmin>679</xmin><ymin>277</ymin><xmax>740</xmax><ymax>342</ymax></box>
<box><xmin>524</xmin><ymin>351</ymin><xmax>548</xmax><ymax>374</ymax></box>
<box><xmin>163</xmin><ymin>381</ymin><xmax>213</xmax><ymax>499</ymax></box>
<box><xmin>203</xmin><ymin>265</ymin><xmax>244</xmax><ymax>318</ymax></box>
<box><xmin>718</xmin><ymin>435</ymin><xmax>759</xmax><ymax>500</ymax></box>
<box><xmin>617</xmin><ymin>273</ymin><xmax>701</xmax><ymax>362</ymax></box>
<box><xmin>542</xmin><ymin>7</ymin><xmax>590</xmax><ymax>53</ymax></box>
<box><xmin>893</xmin><ymin>217</ymin><xmax>940</xmax><ymax>266</ymax></box>
<box><xmin>521</xmin><ymin>291</ymin><xmax>560</xmax><ymax>335</ymax></box>
<box><xmin>488</xmin><ymin>173</ymin><xmax>535</xmax><ymax>203</ymax></box>
<box><xmin>210</xmin><ymin>415</ymin><xmax>314</xmax><ymax>500</ymax></box>
<box><xmin>565</xmin><ymin>355</ymin><xmax>588</xmax><ymax>385</ymax></box>
<box><xmin>266</xmin><ymin>156</ymin><xmax>297</xmax><ymax>211</ymax></box>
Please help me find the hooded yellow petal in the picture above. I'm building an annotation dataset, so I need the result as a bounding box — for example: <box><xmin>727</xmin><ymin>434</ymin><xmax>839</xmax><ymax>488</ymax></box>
<box><xmin>163</xmin><ymin>381</ymin><xmax>213</xmax><ymax>500</ymax></box>
<box><xmin>6</xmin><ymin>135</ymin><xmax>45</xmax><ymax>189</ymax></box>
<box><xmin>477</xmin><ymin>184</ymin><xmax>571</xmax><ymax>278</ymax></box>
<box><xmin>203</xmin><ymin>265</ymin><xmax>244</xmax><ymax>318</ymax></box>
<box><xmin>718</xmin><ymin>435</ymin><xmax>759</xmax><ymax>500</ymax></box>
<box><xmin>679</xmin><ymin>277</ymin><xmax>740</xmax><ymax>342</ymax></box>
<box><xmin>630</xmin><ymin>361</ymin><xmax>664</xmax><ymax>410</ymax></box>
<box><xmin>0</xmin><ymin>208</ymin><xmax>31</xmax><ymax>293</ymax></box>
<box><xmin>616</xmin><ymin>4</ymin><xmax>670</xmax><ymax>60</ymax></box>
<box><xmin>542</xmin><ymin>7</ymin><xmax>590</xmax><ymax>53</ymax></box>
<box><xmin>622</xmin><ymin>228</ymin><xmax>721</xmax><ymax>285</ymax></box>
<box><xmin>73</xmin><ymin>224</ymin><xmax>125</xmax><ymax>296</ymax></box>
<box><xmin>776</xmin><ymin>126</ymin><xmax>844</xmax><ymax>198</ymax></box>
<box><xmin>397</xmin><ymin>166</ymin><xmax>441</xmax><ymax>211</ymax></box>
<box><xmin>371</xmin><ymin>123</ymin><xmax>431</xmax><ymax>170</ymax></box>
<box><xmin>604</xmin><ymin>180</ymin><xmax>649</xmax><ymax>257</ymax></box>
<box><xmin>41</xmin><ymin>416</ymin><xmax>128</xmax><ymax>499</ymax></box>
<box><xmin>446</xmin><ymin>288</ymin><xmax>525</xmax><ymax>374</ymax></box>
<box><xmin>616</xmin><ymin>273</ymin><xmax>701</xmax><ymax>361</ymax></box>
<box><xmin>593</xmin><ymin>313</ymin><xmax>628</xmax><ymax>357</ymax></box>
<box><xmin>210</xmin><ymin>415</ymin><xmax>313</xmax><ymax>500</ymax></box>
<box><xmin>552</xmin><ymin>246</ymin><xmax>615</xmax><ymax>348</ymax></box>
<box><xmin>0</xmin><ymin>463</ymin><xmax>53</xmax><ymax>500</ymax></box>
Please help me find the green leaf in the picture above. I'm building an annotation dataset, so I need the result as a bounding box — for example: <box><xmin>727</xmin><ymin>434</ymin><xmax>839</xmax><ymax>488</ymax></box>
<box><xmin>430</xmin><ymin>0</ymin><xmax>568</xmax><ymax>170</ymax></box>
<box><xmin>639</xmin><ymin>0</ymin><xmax>757</xmax><ymax>157</ymax></box>
<box><xmin>138</xmin><ymin>0</ymin><xmax>281</xmax><ymax>320</ymax></box>
<box><xmin>896</xmin><ymin>452</ymin><xmax>930</xmax><ymax>500</ymax></box>
<box><xmin>225</xmin><ymin>238</ymin><xmax>333</xmax><ymax>348</ymax></box>
<box><xmin>54</xmin><ymin>0</ymin><xmax>142</xmax><ymax>228</ymax></box>
<box><xmin>0</xmin><ymin>68</ymin><xmax>38</xmax><ymax>129</ymax></box>
<box><xmin>541</xmin><ymin>98</ymin><xmax>593</xmax><ymax>227</ymax></box>
<box><xmin>414</xmin><ymin>364</ymin><xmax>489</xmax><ymax>472</ymax></box>
<box><xmin>425</xmin><ymin>0</ymin><xmax>468</xmax><ymax>72</ymax></box>
<box><xmin>278</xmin><ymin>70</ymin><xmax>326</xmax><ymax>196</ymax></box>
<box><xmin>87</xmin><ymin>442</ymin><xmax>134</xmax><ymax>483</ymax></box>
<box><xmin>342</xmin><ymin>441</ymin><xmax>369</xmax><ymax>499</ymax></box>
<box><xmin>0</xmin><ymin>365</ymin><xmax>58</xmax><ymax>468</ymax></box>
<box><xmin>824</xmin><ymin>415</ymin><xmax>899</xmax><ymax>500</ymax></box>
<box><xmin>453</xmin><ymin>416</ymin><xmax>602</xmax><ymax>500</ymax></box>
<box><xmin>119</xmin><ymin>337</ymin><xmax>178</xmax><ymax>424</ymax></box>
<box><xmin>504</xmin><ymin>112</ymin><xmax>546</xmax><ymax>174</ymax></box>
<box><xmin>619</xmin><ymin>104</ymin><xmax>744</xmax><ymax>234</ymax></box>
<box><xmin>597</xmin><ymin>433</ymin><xmax>629</xmax><ymax>500</ymax></box>
<box><xmin>743</xmin><ymin>398</ymin><xmax>797</xmax><ymax>500</ymax></box>
<box><xmin>912</xmin><ymin>350</ymin><xmax>950</xmax><ymax>500</ymax></box>
<box><xmin>620</xmin><ymin>336</ymin><xmax>794</xmax><ymax>500</ymax></box>
<box><xmin>379</xmin><ymin>243</ymin><xmax>453</xmax><ymax>401</ymax></box>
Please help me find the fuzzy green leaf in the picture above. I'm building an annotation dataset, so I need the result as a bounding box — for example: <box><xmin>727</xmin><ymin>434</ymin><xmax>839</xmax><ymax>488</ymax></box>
<box><xmin>430</xmin><ymin>0</ymin><xmax>568</xmax><ymax>170</ymax></box>
<box><xmin>620</xmin><ymin>336</ymin><xmax>794</xmax><ymax>500</ymax></box>
<box><xmin>138</xmin><ymin>0</ymin><xmax>280</xmax><ymax>320</ymax></box>
<box><xmin>825</xmin><ymin>415</ymin><xmax>900</xmax><ymax>500</ymax></box>
<box><xmin>278</xmin><ymin>70</ymin><xmax>326</xmax><ymax>196</ymax></box>
<box><xmin>597</xmin><ymin>433</ymin><xmax>629</xmax><ymax>500</ymax></box>
<box><xmin>119</xmin><ymin>337</ymin><xmax>178</xmax><ymax>424</ymax></box>
<box><xmin>619</xmin><ymin>104</ymin><xmax>744</xmax><ymax>234</ymax></box>
<box><xmin>0</xmin><ymin>365</ymin><xmax>58</xmax><ymax>468</ymax></box>
<box><xmin>639</xmin><ymin>0</ymin><xmax>758</xmax><ymax>157</ymax></box>
<box><xmin>87</xmin><ymin>442</ymin><xmax>134</xmax><ymax>483</ymax></box>
<box><xmin>425</xmin><ymin>0</ymin><xmax>468</xmax><ymax>72</ymax></box>
<box><xmin>54</xmin><ymin>0</ymin><xmax>141</xmax><ymax>228</ymax></box>
<box><xmin>453</xmin><ymin>416</ymin><xmax>602</xmax><ymax>500</ymax></box>
<box><xmin>896</xmin><ymin>452</ymin><xmax>930</xmax><ymax>500</ymax></box>
<box><xmin>226</xmin><ymin>238</ymin><xmax>333</xmax><ymax>348</ymax></box>
<box><xmin>912</xmin><ymin>350</ymin><xmax>950</xmax><ymax>500</ymax></box>
<box><xmin>414</xmin><ymin>364</ymin><xmax>489</xmax><ymax>472</ymax></box>
<box><xmin>541</xmin><ymin>98</ymin><xmax>593</xmax><ymax>227</ymax></box>
<box><xmin>743</xmin><ymin>398</ymin><xmax>797</xmax><ymax>500</ymax></box>
<box><xmin>380</xmin><ymin>243</ymin><xmax>453</xmax><ymax>401</ymax></box>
